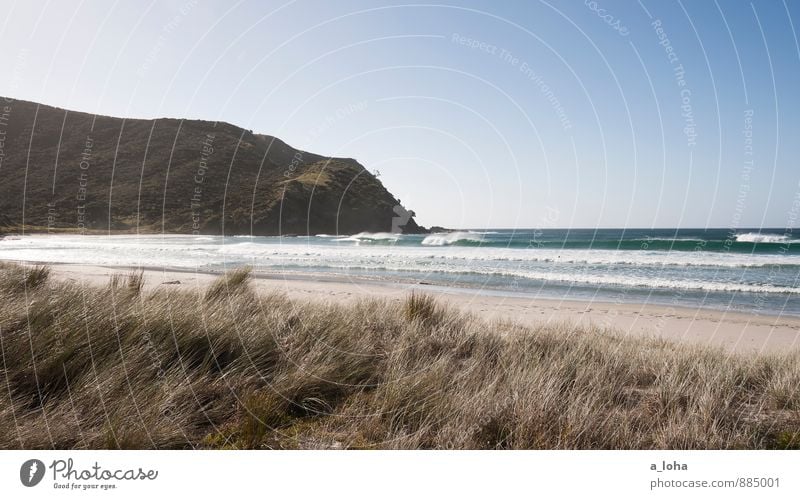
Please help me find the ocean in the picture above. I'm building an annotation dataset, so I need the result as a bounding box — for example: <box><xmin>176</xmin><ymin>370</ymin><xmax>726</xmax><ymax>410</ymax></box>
<box><xmin>1</xmin><ymin>228</ymin><xmax>799</xmax><ymax>316</ymax></box>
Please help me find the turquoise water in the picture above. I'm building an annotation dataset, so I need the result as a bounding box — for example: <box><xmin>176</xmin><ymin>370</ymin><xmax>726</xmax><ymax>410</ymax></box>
<box><xmin>1</xmin><ymin>228</ymin><xmax>798</xmax><ymax>316</ymax></box>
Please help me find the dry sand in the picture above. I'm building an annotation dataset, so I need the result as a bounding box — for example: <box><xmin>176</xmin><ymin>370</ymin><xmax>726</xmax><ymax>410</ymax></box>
<box><xmin>39</xmin><ymin>263</ymin><xmax>800</xmax><ymax>355</ymax></box>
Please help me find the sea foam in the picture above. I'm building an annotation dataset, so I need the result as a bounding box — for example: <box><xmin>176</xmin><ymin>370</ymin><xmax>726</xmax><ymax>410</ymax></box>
<box><xmin>421</xmin><ymin>231</ymin><xmax>483</xmax><ymax>246</ymax></box>
<box><xmin>735</xmin><ymin>232</ymin><xmax>798</xmax><ymax>244</ymax></box>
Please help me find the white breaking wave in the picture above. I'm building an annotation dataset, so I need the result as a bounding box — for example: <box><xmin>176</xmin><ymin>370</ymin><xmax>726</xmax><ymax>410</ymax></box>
<box><xmin>3</xmin><ymin>235</ymin><xmax>800</xmax><ymax>269</ymax></box>
<box><xmin>335</xmin><ymin>232</ymin><xmax>401</xmax><ymax>243</ymax></box>
<box><xmin>1</xmin><ymin>235</ymin><xmax>799</xmax><ymax>296</ymax></box>
<box><xmin>422</xmin><ymin>231</ymin><xmax>483</xmax><ymax>246</ymax></box>
<box><xmin>735</xmin><ymin>232</ymin><xmax>799</xmax><ymax>244</ymax></box>
<box><xmin>307</xmin><ymin>264</ymin><xmax>800</xmax><ymax>295</ymax></box>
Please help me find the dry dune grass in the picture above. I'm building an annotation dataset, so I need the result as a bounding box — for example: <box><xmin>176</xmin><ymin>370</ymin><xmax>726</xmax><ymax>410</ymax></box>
<box><xmin>1</xmin><ymin>261</ymin><xmax>799</xmax><ymax>449</ymax></box>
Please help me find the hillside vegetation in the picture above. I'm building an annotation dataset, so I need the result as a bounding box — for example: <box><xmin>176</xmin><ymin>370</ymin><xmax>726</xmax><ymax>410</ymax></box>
<box><xmin>1</xmin><ymin>262</ymin><xmax>799</xmax><ymax>449</ymax></box>
<box><xmin>0</xmin><ymin>98</ymin><xmax>425</xmax><ymax>235</ymax></box>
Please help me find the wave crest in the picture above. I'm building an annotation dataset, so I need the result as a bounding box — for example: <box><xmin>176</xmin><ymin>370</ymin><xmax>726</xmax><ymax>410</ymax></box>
<box><xmin>735</xmin><ymin>232</ymin><xmax>798</xmax><ymax>244</ymax></box>
<box><xmin>421</xmin><ymin>232</ymin><xmax>483</xmax><ymax>246</ymax></box>
<box><xmin>335</xmin><ymin>232</ymin><xmax>401</xmax><ymax>244</ymax></box>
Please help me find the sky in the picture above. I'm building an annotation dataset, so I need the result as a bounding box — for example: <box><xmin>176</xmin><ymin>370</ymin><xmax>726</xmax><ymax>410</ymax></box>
<box><xmin>1</xmin><ymin>0</ymin><xmax>799</xmax><ymax>229</ymax></box>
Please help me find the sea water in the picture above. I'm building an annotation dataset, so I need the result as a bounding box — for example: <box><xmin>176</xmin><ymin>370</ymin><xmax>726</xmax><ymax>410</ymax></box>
<box><xmin>1</xmin><ymin>228</ymin><xmax>798</xmax><ymax>316</ymax></box>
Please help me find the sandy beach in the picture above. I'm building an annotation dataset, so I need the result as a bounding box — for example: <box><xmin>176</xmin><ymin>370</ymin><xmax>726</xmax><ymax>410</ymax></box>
<box><xmin>36</xmin><ymin>262</ymin><xmax>800</xmax><ymax>355</ymax></box>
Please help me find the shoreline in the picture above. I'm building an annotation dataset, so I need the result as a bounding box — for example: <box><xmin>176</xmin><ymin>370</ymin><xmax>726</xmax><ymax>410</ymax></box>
<box><xmin>29</xmin><ymin>261</ymin><xmax>800</xmax><ymax>355</ymax></box>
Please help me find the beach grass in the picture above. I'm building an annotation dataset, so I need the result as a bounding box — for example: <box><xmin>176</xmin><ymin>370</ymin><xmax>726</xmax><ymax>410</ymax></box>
<box><xmin>1</xmin><ymin>261</ymin><xmax>799</xmax><ymax>449</ymax></box>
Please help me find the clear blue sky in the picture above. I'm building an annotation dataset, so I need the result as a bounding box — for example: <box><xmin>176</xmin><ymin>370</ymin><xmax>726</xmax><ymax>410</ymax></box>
<box><xmin>1</xmin><ymin>0</ymin><xmax>799</xmax><ymax>229</ymax></box>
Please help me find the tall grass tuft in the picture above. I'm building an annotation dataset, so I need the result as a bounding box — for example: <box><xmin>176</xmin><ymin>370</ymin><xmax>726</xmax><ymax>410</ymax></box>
<box><xmin>0</xmin><ymin>263</ymin><xmax>50</xmax><ymax>292</ymax></box>
<box><xmin>127</xmin><ymin>269</ymin><xmax>145</xmax><ymax>295</ymax></box>
<box><xmin>109</xmin><ymin>269</ymin><xmax>144</xmax><ymax>295</ymax></box>
<box><xmin>24</xmin><ymin>265</ymin><xmax>51</xmax><ymax>289</ymax></box>
<box><xmin>1</xmin><ymin>261</ymin><xmax>799</xmax><ymax>450</ymax></box>
<box><xmin>205</xmin><ymin>266</ymin><xmax>252</xmax><ymax>301</ymax></box>
<box><xmin>404</xmin><ymin>292</ymin><xmax>441</xmax><ymax>324</ymax></box>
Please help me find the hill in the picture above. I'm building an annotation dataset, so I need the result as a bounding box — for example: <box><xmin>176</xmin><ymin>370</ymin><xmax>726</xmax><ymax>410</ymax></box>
<box><xmin>0</xmin><ymin>98</ymin><xmax>426</xmax><ymax>235</ymax></box>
